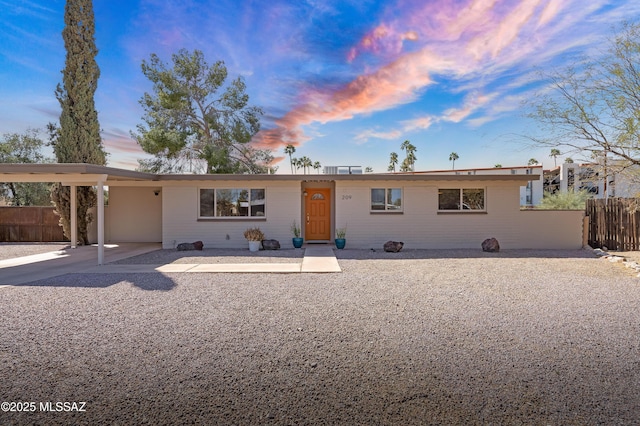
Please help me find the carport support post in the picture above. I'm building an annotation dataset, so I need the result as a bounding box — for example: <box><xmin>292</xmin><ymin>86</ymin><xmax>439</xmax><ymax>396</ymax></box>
<box><xmin>97</xmin><ymin>181</ymin><xmax>104</xmax><ymax>265</ymax></box>
<box><xmin>70</xmin><ymin>185</ymin><xmax>77</xmax><ymax>249</ymax></box>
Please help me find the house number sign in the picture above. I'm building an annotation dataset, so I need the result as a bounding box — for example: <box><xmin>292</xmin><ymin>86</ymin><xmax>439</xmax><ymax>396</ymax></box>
<box><xmin>341</xmin><ymin>194</ymin><xmax>352</xmax><ymax>200</ymax></box>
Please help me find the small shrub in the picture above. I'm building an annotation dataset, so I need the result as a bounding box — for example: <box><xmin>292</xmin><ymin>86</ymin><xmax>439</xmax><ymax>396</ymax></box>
<box><xmin>290</xmin><ymin>220</ymin><xmax>301</xmax><ymax>238</ymax></box>
<box><xmin>243</xmin><ymin>227</ymin><xmax>264</xmax><ymax>241</ymax></box>
<box><xmin>538</xmin><ymin>190</ymin><xmax>590</xmax><ymax>210</ymax></box>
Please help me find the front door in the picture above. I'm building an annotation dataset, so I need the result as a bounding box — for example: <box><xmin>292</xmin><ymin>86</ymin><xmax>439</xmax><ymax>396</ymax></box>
<box><xmin>305</xmin><ymin>188</ymin><xmax>331</xmax><ymax>240</ymax></box>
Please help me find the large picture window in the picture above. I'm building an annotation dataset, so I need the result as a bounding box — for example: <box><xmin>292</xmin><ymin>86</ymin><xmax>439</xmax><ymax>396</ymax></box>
<box><xmin>371</xmin><ymin>188</ymin><xmax>402</xmax><ymax>212</ymax></box>
<box><xmin>199</xmin><ymin>188</ymin><xmax>266</xmax><ymax>218</ymax></box>
<box><xmin>438</xmin><ymin>188</ymin><xmax>485</xmax><ymax>211</ymax></box>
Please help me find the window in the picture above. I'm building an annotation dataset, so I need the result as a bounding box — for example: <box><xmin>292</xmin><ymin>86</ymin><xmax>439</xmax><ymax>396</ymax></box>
<box><xmin>371</xmin><ymin>188</ymin><xmax>402</xmax><ymax>212</ymax></box>
<box><xmin>438</xmin><ymin>188</ymin><xmax>485</xmax><ymax>211</ymax></box>
<box><xmin>199</xmin><ymin>188</ymin><xmax>266</xmax><ymax>218</ymax></box>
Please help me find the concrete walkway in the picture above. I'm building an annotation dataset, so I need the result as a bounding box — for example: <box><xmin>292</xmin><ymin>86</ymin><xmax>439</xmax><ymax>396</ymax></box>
<box><xmin>0</xmin><ymin>244</ymin><xmax>341</xmax><ymax>286</ymax></box>
<box><xmin>81</xmin><ymin>245</ymin><xmax>342</xmax><ymax>274</ymax></box>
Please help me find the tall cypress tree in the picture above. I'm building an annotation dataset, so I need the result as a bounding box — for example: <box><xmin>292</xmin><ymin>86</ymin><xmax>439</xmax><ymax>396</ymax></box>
<box><xmin>51</xmin><ymin>0</ymin><xmax>106</xmax><ymax>244</ymax></box>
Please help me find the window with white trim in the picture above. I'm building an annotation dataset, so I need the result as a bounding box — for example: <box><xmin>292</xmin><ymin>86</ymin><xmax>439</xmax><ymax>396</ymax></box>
<box><xmin>438</xmin><ymin>188</ymin><xmax>485</xmax><ymax>211</ymax></box>
<box><xmin>371</xmin><ymin>188</ymin><xmax>402</xmax><ymax>212</ymax></box>
<box><xmin>199</xmin><ymin>188</ymin><xmax>266</xmax><ymax>218</ymax></box>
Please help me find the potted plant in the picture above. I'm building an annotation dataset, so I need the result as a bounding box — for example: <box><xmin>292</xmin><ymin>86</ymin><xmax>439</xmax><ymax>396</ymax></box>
<box><xmin>291</xmin><ymin>220</ymin><xmax>303</xmax><ymax>248</ymax></box>
<box><xmin>244</xmin><ymin>227</ymin><xmax>264</xmax><ymax>252</ymax></box>
<box><xmin>335</xmin><ymin>227</ymin><xmax>347</xmax><ymax>249</ymax></box>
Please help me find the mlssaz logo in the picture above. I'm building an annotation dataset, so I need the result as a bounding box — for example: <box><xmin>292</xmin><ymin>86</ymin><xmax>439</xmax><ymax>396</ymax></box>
<box><xmin>40</xmin><ymin>402</ymin><xmax>87</xmax><ymax>412</ymax></box>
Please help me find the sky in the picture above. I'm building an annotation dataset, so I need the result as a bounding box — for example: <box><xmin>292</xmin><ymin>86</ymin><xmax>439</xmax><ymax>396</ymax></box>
<box><xmin>1</xmin><ymin>0</ymin><xmax>640</xmax><ymax>173</ymax></box>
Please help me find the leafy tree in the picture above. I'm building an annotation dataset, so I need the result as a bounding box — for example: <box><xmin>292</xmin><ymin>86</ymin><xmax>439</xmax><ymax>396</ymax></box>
<box><xmin>388</xmin><ymin>152</ymin><xmax>398</xmax><ymax>172</ymax></box>
<box><xmin>539</xmin><ymin>190</ymin><xmax>590</xmax><ymax>210</ymax></box>
<box><xmin>133</xmin><ymin>49</ymin><xmax>271</xmax><ymax>174</ymax></box>
<box><xmin>528</xmin><ymin>158</ymin><xmax>539</xmax><ymax>166</ymax></box>
<box><xmin>0</xmin><ymin>130</ymin><xmax>52</xmax><ymax>206</ymax></box>
<box><xmin>284</xmin><ymin>144</ymin><xmax>296</xmax><ymax>174</ymax></box>
<box><xmin>565</xmin><ymin>157</ymin><xmax>574</xmax><ymax>163</ymax></box>
<box><xmin>51</xmin><ymin>0</ymin><xmax>106</xmax><ymax>245</ymax></box>
<box><xmin>449</xmin><ymin>152</ymin><xmax>459</xmax><ymax>169</ymax></box>
<box><xmin>527</xmin><ymin>22</ymin><xmax>640</xmax><ymax>177</ymax></box>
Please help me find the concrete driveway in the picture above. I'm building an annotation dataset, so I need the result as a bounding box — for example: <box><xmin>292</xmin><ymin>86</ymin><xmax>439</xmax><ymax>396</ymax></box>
<box><xmin>0</xmin><ymin>243</ymin><xmax>161</xmax><ymax>285</ymax></box>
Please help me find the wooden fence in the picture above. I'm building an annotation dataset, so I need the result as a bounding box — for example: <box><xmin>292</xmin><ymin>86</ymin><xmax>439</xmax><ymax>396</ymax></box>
<box><xmin>586</xmin><ymin>198</ymin><xmax>640</xmax><ymax>251</ymax></box>
<box><xmin>0</xmin><ymin>206</ymin><xmax>67</xmax><ymax>242</ymax></box>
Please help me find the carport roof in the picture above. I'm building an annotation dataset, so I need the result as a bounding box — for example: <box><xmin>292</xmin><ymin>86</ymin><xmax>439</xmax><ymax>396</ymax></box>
<box><xmin>0</xmin><ymin>163</ymin><xmax>156</xmax><ymax>182</ymax></box>
<box><xmin>0</xmin><ymin>163</ymin><xmax>539</xmax><ymax>183</ymax></box>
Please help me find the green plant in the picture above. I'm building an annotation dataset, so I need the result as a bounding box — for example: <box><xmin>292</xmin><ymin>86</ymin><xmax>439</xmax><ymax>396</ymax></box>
<box><xmin>290</xmin><ymin>220</ymin><xmax>301</xmax><ymax>238</ymax></box>
<box><xmin>243</xmin><ymin>227</ymin><xmax>264</xmax><ymax>241</ymax></box>
<box><xmin>335</xmin><ymin>227</ymin><xmax>347</xmax><ymax>238</ymax></box>
<box><xmin>538</xmin><ymin>190</ymin><xmax>590</xmax><ymax>210</ymax></box>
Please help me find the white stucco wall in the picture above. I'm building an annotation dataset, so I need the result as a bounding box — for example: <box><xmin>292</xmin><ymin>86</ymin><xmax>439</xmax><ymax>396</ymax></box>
<box><xmin>106</xmin><ymin>186</ymin><xmax>162</xmax><ymax>242</ymax></box>
<box><xmin>334</xmin><ymin>180</ymin><xmax>584</xmax><ymax>249</ymax></box>
<box><xmin>161</xmin><ymin>181</ymin><xmax>301</xmax><ymax>249</ymax></box>
<box><xmin>156</xmin><ymin>178</ymin><xmax>583</xmax><ymax>250</ymax></box>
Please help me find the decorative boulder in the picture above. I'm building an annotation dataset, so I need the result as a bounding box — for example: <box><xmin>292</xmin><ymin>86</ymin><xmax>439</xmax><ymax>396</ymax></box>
<box><xmin>177</xmin><ymin>240</ymin><xmax>204</xmax><ymax>251</ymax></box>
<box><xmin>481</xmin><ymin>238</ymin><xmax>500</xmax><ymax>252</ymax></box>
<box><xmin>262</xmin><ymin>239</ymin><xmax>281</xmax><ymax>250</ymax></box>
<box><xmin>383</xmin><ymin>241</ymin><xmax>404</xmax><ymax>253</ymax></box>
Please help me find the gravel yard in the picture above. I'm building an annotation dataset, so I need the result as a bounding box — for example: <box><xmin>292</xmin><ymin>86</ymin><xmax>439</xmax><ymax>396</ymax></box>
<box><xmin>1</xmin><ymin>247</ymin><xmax>640</xmax><ymax>425</ymax></box>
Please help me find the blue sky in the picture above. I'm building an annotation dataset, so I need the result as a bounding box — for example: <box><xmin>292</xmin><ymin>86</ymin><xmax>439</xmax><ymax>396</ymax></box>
<box><xmin>1</xmin><ymin>0</ymin><xmax>639</xmax><ymax>173</ymax></box>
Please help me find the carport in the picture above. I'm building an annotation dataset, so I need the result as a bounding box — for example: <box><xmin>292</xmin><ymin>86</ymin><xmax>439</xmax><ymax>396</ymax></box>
<box><xmin>0</xmin><ymin>163</ymin><xmax>159</xmax><ymax>265</ymax></box>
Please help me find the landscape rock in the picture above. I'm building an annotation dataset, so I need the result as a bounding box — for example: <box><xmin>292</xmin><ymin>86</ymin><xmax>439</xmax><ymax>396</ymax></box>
<box><xmin>383</xmin><ymin>241</ymin><xmax>404</xmax><ymax>253</ymax></box>
<box><xmin>176</xmin><ymin>241</ymin><xmax>204</xmax><ymax>251</ymax></box>
<box><xmin>482</xmin><ymin>237</ymin><xmax>500</xmax><ymax>252</ymax></box>
<box><xmin>262</xmin><ymin>239</ymin><xmax>281</xmax><ymax>250</ymax></box>
<box><xmin>593</xmin><ymin>248</ymin><xmax>606</xmax><ymax>257</ymax></box>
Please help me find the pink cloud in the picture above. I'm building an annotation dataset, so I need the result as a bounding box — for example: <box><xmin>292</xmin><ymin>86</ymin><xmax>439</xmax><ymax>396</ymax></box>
<box><xmin>102</xmin><ymin>128</ymin><xmax>146</xmax><ymax>156</ymax></box>
<box><xmin>254</xmin><ymin>51</ymin><xmax>439</xmax><ymax>149</ymax></box>
<box><xmin>442</xmin><ymin>92</ymin><xmax>494</xmax><ymax>123</ymax></box>
<box><xmin>255</xmin><ymin>0</ymin><xmax>573</xmax><ymax>152</ymax></box>
<box><xmin>402</xmin><ymin>116</ymin><xmax>434</xmax><ymax>132</ymax></box>
<box><xmin>354</xmin><ymin>128</ymin><xmax>403</xmax><ymax>143</ymax></box>
<box><xmin>347</xmin><ymin>24</ymin><xmax>419</xmax><ymax>62</ymax></box>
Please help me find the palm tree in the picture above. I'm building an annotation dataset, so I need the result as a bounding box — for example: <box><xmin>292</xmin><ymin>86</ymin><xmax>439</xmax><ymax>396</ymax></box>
<box><xmin>300</xmin><ymin>156</ymin><xmax>312</xmax><ymax>174</ymax></box>
<box><xmin>550</xmin><ymin>148</ymin><xmax>561</xmax><ymax>167</ymax></box>
<box><xmin>400</xmin><ymin>158</ymin><xmax>412</xmax><ymax>172</ymax></box>
<box><xmin>565</xmin><ymin>157</ymin><xmax>574</xmax><ymax>163</ymax></box>
<box><xmin>400</xmin><ymin>140</ymin><xmax>411</xmax><ymax>171</ymax></box>
<box><xmin>406</xmin><ymin>144</ymin><xmax>417</xmax><ymax>171</ymax></box>
<box><xmin>388</xmin><ymin>152</ymin><xmax>398</xmax><ymax>172</ymax></box>
<box><xmin>528</xmin><ymin>158</ymin><xmax>539</xmax><ymax>166</ymax></box>
<box><xmin>449</xmin><ymin>152</ymin><xmax>459</xmax><ymax>169</ymax></box>
<box><xmin>364</xmin><ymin>166</ymin><xmax>373</xmax><ymax>173</ymax></box>
<box><xmin>284</xmin><ymin>144</ymin><xmax>296</xmax><ymax>174</ymax></box>
<box><xmin>494</xmin><ymin>164</ymin><xmax>502</xmax><ymax>168</ymax></box>
<box><xmin>400</xmin><ymin>141</ymin><xmax>417</xmax><ymax>171</ymax></box>
<box><xmin>313</xmin><ymin>161</ymin><xmax>322</xmax><ymax>174</ymax></box>
<box><xmin>292</xmin><ymin>157</ymin><xmax>302</xmax><ymax>173</ymax></box>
